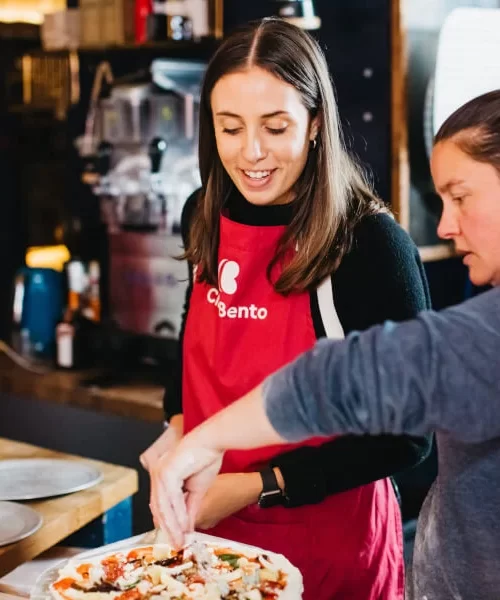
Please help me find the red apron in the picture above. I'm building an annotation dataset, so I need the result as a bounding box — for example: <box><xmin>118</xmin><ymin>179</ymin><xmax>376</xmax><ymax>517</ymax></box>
<box><xmin>183</xmin><ymin>215</ymin><xmax>404</xmax><ymax>600</ymax></box>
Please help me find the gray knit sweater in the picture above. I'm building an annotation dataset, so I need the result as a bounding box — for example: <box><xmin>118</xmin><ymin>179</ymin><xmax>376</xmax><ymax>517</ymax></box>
<box><xmin>262</xmin><ymin>286</ymin><xmax>500</xmax><ymax>599</ymax></box>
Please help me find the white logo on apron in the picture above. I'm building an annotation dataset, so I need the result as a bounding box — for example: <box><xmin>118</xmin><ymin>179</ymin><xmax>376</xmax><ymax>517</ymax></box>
<box><xmin>218</xmin><ymin>259</ymin><xmax>240</xmax><ymax>295</ymax></box>
<box><xmin>206</xmin><ymin>259</ymin><xmax>268</xmax><ymax>320</ymax></box>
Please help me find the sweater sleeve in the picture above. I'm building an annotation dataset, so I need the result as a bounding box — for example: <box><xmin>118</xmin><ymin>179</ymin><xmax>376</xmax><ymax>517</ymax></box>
<box><xmin>270</xmin><ymin>214</ymin><xmax>433</xmax><ymax>506</ymax></box>
<box><xmin>162</xmin><ymin>188</ymin><xmax>200</xmax><ymax>421</ymax></box>
<box><xmin>263</xmin><ymin>286</ymin><xmax>500</xmax><ymax>444</ymax></box>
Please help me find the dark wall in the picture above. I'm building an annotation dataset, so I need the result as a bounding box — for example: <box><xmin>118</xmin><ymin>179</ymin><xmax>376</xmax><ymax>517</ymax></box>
<box><xmin>0</xmin><ymin>32</ymin><xmax>41</xmax><ymax>341</ymax></box>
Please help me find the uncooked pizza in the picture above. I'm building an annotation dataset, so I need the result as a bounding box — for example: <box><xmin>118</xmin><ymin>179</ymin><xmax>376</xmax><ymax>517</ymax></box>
<box><xmin>50</xmin><ymin>542</ymin><xmax>302</xmax><ymax>600</ymax></box>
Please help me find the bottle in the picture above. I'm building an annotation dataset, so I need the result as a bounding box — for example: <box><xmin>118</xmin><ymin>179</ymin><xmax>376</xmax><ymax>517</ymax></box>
<box><xmin>55</xmin><ymin>260</ymin><xmax>86</xmax><ymax>369</ymax></box>
<box><xmin>56</xmin><ymin>294</ymin><xmax>81</xmax><ymax>370</ymax></box>
<box><xmin>56</xmin><ymin>310</ymin><xmax>77</xmax><ymax>369</ymax></box>
<box><xmin>82</xmin><ymin>260</ymin><xmax>101</xmax><ymax>322</ymax></box>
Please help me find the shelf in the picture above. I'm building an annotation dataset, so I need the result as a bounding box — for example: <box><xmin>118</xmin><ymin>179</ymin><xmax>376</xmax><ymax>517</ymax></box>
<box><xmin>0</xmin><ymin>21</ymin><xmax>40</xmax><ymax>40</ymax></box>
<box><xmin>27</xmin><ymin>37</ymin><xmax>220</xmax><ymax>59</ymax></box>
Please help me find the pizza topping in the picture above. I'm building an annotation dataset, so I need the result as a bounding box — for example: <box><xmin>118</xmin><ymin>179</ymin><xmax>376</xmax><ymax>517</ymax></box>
<box><xmin>155</xmin><ymin>553</ymin><xmax>184</xmax><ymax>569</ymax></box>
<box><xmin>115</xmin><ymin>589</ymin><xmax>141</xmax><ymax>600</ymax></box>
<box><xmin>122</xmin><ymin>580</ymin><xmax>142</xmax><ymax>592</ymax></box>
<box><xmin>88</xmin><ymin>565</ymin><xmax>106</xmax><ymax>583</ymax></box>
<box><xmin>86</xmin><ymin>581</ymin><xmax>120</xmax><ymax>593</ymax></box>
<box><xmin>102</xmin><ymin>556</ymin><xmax>125</xmax><ymax>582</ymax></box>
<box><xmin>76</xmin><ymin>564</ymin><xmax>93</xmax><ymax>579</ymax></box>
<box><xmin>259</xmin><ymin>569</ymin><xmax>279</xmax><ymax>583</ymax></box>
<box><xmin>162</xmin><ymin>574</ymin><xmax>187</xmax><ymax>596</ymax></box>
<box><xmin>220</xmin><ymin>568</ymin><xmax>243</xmax><ymax>583</ymax></box>
<box><xmin>242</xmin><ymin>571</ymin><xmax>260</xmax><ymax>587</ymax></box>
<box><xmin>218</xmin><ymin>554</ymin><xmax>240</xmax><ymax>570</ymax></box>
<box><xmin>260</xmin><ymin>579</ymin><xmax>283</xmax><ymax>600</ymax></box>
<box><xmin>258</xmin><ymin>556</ymin><xmax>274</xmax><ymax>570</ymax></box>
<box><xmin>51</xmin><ymin>543</ymin><xmax>290</xmax><ymax>600</ymax></box>
<box><xmin>115</xmin><ymin>568</ymin><xmax>145</xmax><ymax>589</ymax></box>
<box><xmin>126</xmin><ymin>548</ymin><xmax>153</xmax><ymax>562</ymax></box>
<box><xmin>243</xmin><ymin>591</ymin><xmax>262</xmax><ymax>600</ymax></box>
<box><xmin>185</xmin><ymin>543</ymin><xmax>214</xmax><ymax>569</ymax></box>
<box><xmin>166</xmin><ymin>562</ymin><xmax>194</xmax><ymax>576</ymax></box>
<box><xmin>53</xmin><ymin>578</ymin><xmax>76</xmax><ymax>591</ymax></box>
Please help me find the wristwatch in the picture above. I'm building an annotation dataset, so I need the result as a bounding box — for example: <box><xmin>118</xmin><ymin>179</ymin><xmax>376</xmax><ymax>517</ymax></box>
<box><xmin>258</xmin><ymin>466</ymin><xmax>286</xmax><ymax>508</ymax></box>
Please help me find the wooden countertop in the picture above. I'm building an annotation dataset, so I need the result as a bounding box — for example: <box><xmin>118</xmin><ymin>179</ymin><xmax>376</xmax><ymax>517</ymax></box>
<box><xmin>0</xmin><ymin>353</ymin><xmax>164</xmax><ymax>423</ymax></box>
<box><xmin>0</xmin><ymin>437</ymin><xmax>138</xmax><ymax>577</ymax></box>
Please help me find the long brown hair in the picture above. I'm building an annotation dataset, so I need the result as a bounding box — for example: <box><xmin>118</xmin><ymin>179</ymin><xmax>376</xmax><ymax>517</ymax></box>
<box><xmin>185</xmin><ymin>17</ymin><xmax>387</xmax><ymax>294</ymax></box>
<box><xmin>434</xmin><ymin>89</ymin><xmax>500</xmax><ymax>176</ymax></box>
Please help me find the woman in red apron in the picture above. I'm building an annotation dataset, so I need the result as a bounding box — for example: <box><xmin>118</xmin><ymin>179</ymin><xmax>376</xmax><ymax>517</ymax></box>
<box><xmin>144</xmin><ymin>18</ymin><xmax>431</xmax><ymax>600</ymax></box>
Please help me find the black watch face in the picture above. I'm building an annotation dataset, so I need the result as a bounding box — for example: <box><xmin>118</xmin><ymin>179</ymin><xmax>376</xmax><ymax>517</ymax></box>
<box><xmin>259</xmin><ymin>489</ymin><xmax>284</xmax><ymax>508</ymax></box>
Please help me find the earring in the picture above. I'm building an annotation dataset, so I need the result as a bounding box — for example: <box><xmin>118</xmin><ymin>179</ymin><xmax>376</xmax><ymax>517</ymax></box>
<box><xmin>311</xmin><ymin>138</ymin><xmax>317</xmax><ymax>150</ymax></box>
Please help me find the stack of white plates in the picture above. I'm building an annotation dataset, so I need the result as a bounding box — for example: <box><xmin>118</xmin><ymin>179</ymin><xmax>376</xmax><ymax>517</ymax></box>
<box><xmin>0</xmin><ymin>458</ymin><xmax>102</xmax><ymax>547</ymax></box>
<box><xmin>0</xmin><ymin>501</ymin><xmax>42</xmax><ymax>546</ymax></box>
<box><xmin>0</xmin><ymin>459</ymin><xmax>102</xmax><ymax>502</ymax></box>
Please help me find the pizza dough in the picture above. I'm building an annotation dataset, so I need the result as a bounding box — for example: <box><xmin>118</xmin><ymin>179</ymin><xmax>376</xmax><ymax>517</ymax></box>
<box><xmin>49</xmin><ymin>540</ymin><xmax>303</xmax><ymax>600</ymax></box>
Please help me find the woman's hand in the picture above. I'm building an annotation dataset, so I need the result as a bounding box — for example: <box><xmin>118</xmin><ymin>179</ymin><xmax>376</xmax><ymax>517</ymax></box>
<box><xmin>195</xmin><ymin>472</ymin><xmax>263</xmax><ymax>530</ymax></box>
<box><xmin>146</xmin><ymin>383</ymin><xmax>289</xmax><ymax>546</ymax></box>
<box><xmin>149</xmin><ymin>435</ymin><xmax>224</xmax><ymax>548</ymax></box>
<box><xmin>140</xmin><ymin>414</ymin><xmax>184</xmax><ymax>472</ymax></box>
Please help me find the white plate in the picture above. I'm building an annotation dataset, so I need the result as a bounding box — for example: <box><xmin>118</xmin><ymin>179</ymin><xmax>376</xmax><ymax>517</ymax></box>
<box><xmin>0</xmin><ymin>459</ymin><xmax>103</xmax><ymax>501</ymax></box>
<box><xmin>0</xmin><ymin>501</ymin><xmax>43</xmax><ymax>546</ymax></box>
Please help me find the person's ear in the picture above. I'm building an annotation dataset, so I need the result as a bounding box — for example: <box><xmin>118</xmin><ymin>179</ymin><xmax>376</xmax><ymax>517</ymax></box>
<box><xmin>309</xmin><ymin>114</ymin><xmax>321</xmax><ymax>144</ymax></box>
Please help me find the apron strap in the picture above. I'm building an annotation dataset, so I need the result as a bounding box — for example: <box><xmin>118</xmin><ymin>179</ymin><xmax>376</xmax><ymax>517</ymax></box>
<box><xmin>316</xmin><ymin>277</ymin><xmax>345</xmax><ymax>340</ymax></box>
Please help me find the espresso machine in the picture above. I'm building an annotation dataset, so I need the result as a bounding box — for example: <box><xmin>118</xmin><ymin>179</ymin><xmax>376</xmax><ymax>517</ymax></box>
<box><xmin>79</xmin><ymin>58</ymin><xmax>205</xmax><ymax>377</ymax></box>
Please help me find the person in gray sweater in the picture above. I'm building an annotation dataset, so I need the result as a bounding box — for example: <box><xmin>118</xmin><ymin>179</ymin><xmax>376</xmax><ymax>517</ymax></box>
<box><xmin>148</xmin><ymin>91</ymin><xmax>500</xmax><ymax>599</ymax></box>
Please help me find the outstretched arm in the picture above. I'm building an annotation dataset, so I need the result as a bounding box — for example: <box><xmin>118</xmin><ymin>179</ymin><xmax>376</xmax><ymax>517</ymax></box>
<box><xmin>150</xmin><ymin>286</ymin><xmax>500</xmax><ymax>546</ymax></box>
<box><xmin>263</xmin><ymin>286</ymin><xmax>500</xmax><ymax>444</ymax></box>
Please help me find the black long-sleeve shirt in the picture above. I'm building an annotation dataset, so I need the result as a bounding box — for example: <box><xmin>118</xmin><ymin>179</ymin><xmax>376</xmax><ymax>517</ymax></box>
<box><xmin>164</xmin><ymin>188</ymin><xmax>432</xmax><ymax>507</ymax></box>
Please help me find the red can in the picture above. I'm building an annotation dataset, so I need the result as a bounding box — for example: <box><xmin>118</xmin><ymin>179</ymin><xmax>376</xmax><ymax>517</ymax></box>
<box><xmin>135</xmin><ymin>0</ymin><xmax>152</xmax><ymax>43</ymax></box>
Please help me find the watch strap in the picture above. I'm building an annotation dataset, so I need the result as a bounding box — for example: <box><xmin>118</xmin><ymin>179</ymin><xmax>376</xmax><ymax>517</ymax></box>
<box><xmin>258</xmin><ymin>466</ymin><xmax>285</xmax><ymax>508</ymax></box>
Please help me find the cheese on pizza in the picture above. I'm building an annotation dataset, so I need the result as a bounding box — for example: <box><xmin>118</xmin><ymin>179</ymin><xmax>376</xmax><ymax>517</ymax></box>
<box><xmin>50</xmin><ymin>542</ymin><xmax>300</xmax><ymax>600</ymax></box>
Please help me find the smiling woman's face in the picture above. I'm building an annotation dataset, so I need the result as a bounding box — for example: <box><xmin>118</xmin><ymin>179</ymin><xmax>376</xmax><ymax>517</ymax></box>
<box><xmin>431</xmin><ymin>138</ymin><xmax>500</xmax><ymax>286</ymax></box>
<box><xmin>210</xmin><ymin>66</ymin><xmax>319</xmax><ymax>206</ymax></box>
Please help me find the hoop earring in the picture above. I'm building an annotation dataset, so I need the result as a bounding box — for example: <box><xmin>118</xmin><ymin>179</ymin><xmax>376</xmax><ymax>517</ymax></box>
<box><xmin>311</xmin><ymin>138</ymin><xmax>317</xmax><ymax>150</ymax></box>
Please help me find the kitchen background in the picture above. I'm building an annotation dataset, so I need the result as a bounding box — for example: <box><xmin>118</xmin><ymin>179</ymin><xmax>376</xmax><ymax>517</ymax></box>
<box><xmin>0</xmin><ymin>0</ymin><xmax>497</xmax><ymax>553</ymax></box>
